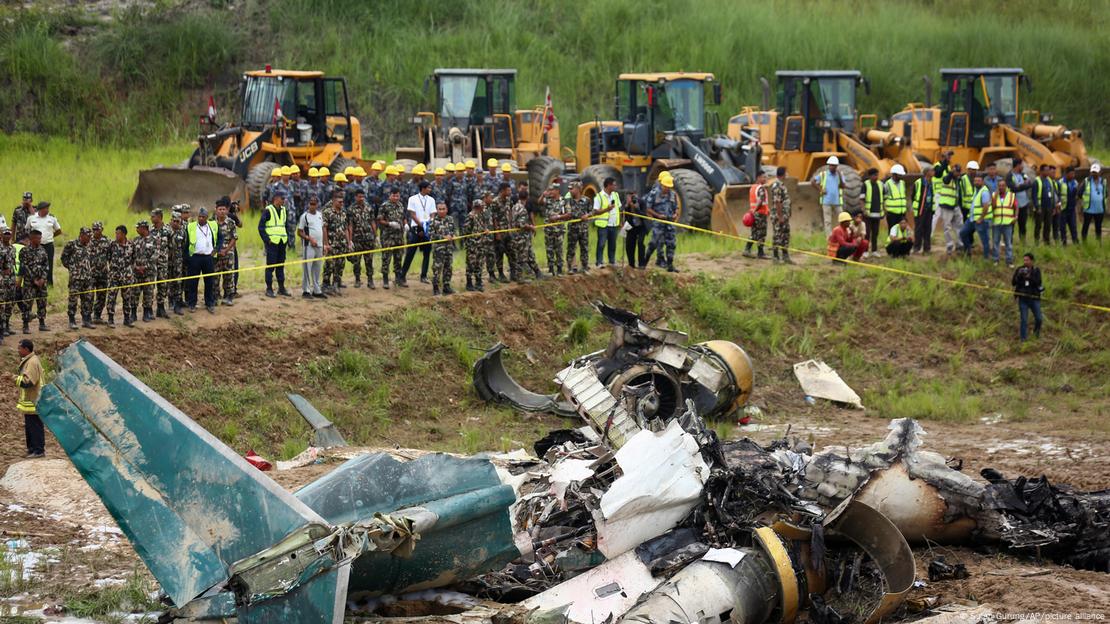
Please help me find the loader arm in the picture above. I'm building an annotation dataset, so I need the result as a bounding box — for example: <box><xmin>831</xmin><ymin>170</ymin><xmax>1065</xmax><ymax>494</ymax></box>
<box><xmin>834</xmin><ymin>131</ymin><xmax>885</xmax><ymax>176</ymax></box>
<box><xmin>1000</xmin><ymin>124</ymin><xmax>1056</xmax><ymax>168</ymax></box>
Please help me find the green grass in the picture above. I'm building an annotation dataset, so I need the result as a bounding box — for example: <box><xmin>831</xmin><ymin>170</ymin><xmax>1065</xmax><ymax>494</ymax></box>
<box><xmin>4</xmin><ymin>1</ymin><xmax>1110</xmax><ymax>150</ymax></box>
<box><xmin>62</xmin><ymin>569</ymin><xmax>159</xmax><ymax>623</ymax></box>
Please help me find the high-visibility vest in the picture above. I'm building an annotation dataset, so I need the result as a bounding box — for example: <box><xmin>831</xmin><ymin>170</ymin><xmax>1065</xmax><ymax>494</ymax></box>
<box><xmin>970</xmin><ymin>187</ymin><xmax>993</xmax><ymax>221</ymax></box>
<box><xmin>186</xmin><ymin>220</ymin><xmax>219</xmax><ymax>256</ymax></box>
<box><xmin>15</xmin><ymin>355</ymin><xmax>40</xmax><ymax>414</ymax></box>
<box><xmin>992</xmin><ymin>191</ymin><xmax>1017</xmax><ymax>225</ymax></box>
<box><xmin>933</xmin><ymin>164</ymin><xmax>958</xmax><ymax>208</ymax></box>
<box><xmin>13</xmin><ymin>243</ymin><xmax>23</xmax><ymax>275</ymax></box>
<box><xmin>884</xmin><ymin>179</ymin><xmax>907</xmax><ymax>215</ymax></box>
<box><xmin>862</xmin><ymin>180</ymin><xmax>882</xmax><ymax>215</ymax></box>
<box><xmin>816</xmin><ymin>171</ymin><xmax>844</xmax><ymax>205</ymax></box>
<box><xmin>593</xmin><ymin>191</ymin><xmax>621</xmax><ymax>227</ymax></box>
<box><xmin>888</xmin><ymin>223</ymin><xmax>910</xmax><ymax>243</ymax></box>
<box><xmin>1078</xmin><ymin>176</ymin><xmax>1105</xmax><ymax>212</ymax></box>
<box><xmin>1033</xmin><ymin>177</ymin><xmax>1058</xmax><ymax>206</ymax></box>
<box><xmin>958</xmin><ymin>174</ymin><xmax>975</xmax><ymax>210</ymax></box>
<box><xmin>912</xmin><ymin>177</ymin><xmax>932</xmax><ymax>216</ymax></box>
<box><xmin>1056</xmin><ymin>178</ymin><xmax>1067</xmax><ymax>206</ymax></box>
<box><xmin>263</xmin><ymin>204</ymin><xmax>288</xmax><ymax>244</ymax></box>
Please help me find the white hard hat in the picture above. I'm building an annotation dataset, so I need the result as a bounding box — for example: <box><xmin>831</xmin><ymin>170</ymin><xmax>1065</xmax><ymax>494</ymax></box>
<box><xmin>967</xmin><ymin>160</ymin><xmax>980</xmax><ymax>170</ymax></box>
<box><xmin>827</xmin><ymin>156</ymin><xmax>840</xmax><ymax>166</ymax></box>
<box><xmin>1092</xmin><ymin>163</ymin><xmax>1102</xmax><ymax>173</ymax></box>
<box><xmin>890</xmin><ymin>164</ymin><xmax>906</xmax><ymax>176</ymax></box>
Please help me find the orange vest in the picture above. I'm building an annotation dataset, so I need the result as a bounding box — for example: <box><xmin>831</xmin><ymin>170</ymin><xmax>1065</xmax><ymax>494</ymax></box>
<box><xmin>749</xmin><ymin>184</ymin><xmax>769</xmax><ymax>215</ymax></box>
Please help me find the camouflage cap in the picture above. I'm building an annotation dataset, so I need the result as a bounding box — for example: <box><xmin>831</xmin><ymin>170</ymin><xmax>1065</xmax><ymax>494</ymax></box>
<box><xmin>136</xmin><ymin>220</ymin><xmax>150</xmax><ymax>228</ymax></box>
<box><xmin>472</xmin><ymin>199</ymin><xmax>484</xmax><ymax>208</ymax></box>
<box><xmin>172</xmin><ymin>203</ymin><xmax>191</xmax><ymax>213</ymax></box>
<box><xmin>569</xmin><ymin>180</ymin><xmax>582</xmax><ymax>188</ymax></box>
<box><xmin>79</xmin><ymin>226</ymin><xmax>92</xmax><ymax>236</ymax></box>
<box><xmin>0</xmin><ymin>227</ymin><xmax>10</xmax><ymax>235</ymax></box>
<box><xmin>150</xmin><ymin>207</ymin><xmax>163</xmax><ymax>216</ymax></box>
<box><xmin>92</xmin><ymin>221</ymin><xmax>104</xmax><ymax>230</ymax></box>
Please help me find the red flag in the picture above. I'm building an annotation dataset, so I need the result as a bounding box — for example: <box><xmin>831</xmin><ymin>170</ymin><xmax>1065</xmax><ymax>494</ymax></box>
<box><xmin>272</xmin><ymin>97</ymin><xmax>283</xmax><ymax>124</ymax></box>
<box><xmin>543</xmin><ymin>86</ymin><xmax>555</xmax><ymax>132</ymax></box>
<box><xmin>206</xmin><ymin>95</ymin><xmax>217</xmax><ymax>123</ymax></box>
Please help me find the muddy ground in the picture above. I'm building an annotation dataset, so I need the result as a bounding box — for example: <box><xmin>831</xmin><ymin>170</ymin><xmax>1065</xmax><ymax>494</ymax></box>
<box><xmin>0</xmin><ymin>255</ymin><xmax>1108</xmax><ymax>621</ymax></box>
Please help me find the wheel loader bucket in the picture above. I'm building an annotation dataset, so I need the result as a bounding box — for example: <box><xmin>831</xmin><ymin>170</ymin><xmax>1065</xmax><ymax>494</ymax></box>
<box><xmin>129</xmin><ymin>166</ymin><xmax>247</xmax><ymax>213</ymax></box>
<box><xmin>710</xmin><ymin>184</ymin><xmax>748</xmax><ymax>237</ymax></box>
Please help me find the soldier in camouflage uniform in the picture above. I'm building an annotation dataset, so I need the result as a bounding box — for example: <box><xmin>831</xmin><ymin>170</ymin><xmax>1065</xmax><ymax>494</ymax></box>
<box><xmin>61</xmin><ymin>226</ymin><xmax>96</xmax><ymax>330</ymax></box>
<box><xmin>377</xmin><ymin>187</ymin><xmax>406</xmax><ymax>289</ymax></box>
<box><xmin>214</xmin><ymin>203</ymin><xmax>237</xmax><ymax>305</ymax></box>
<box><xmin>148</xmin><ymin>208</ymin><xmax>172</xmax><ymax>318</ymax></box>
<box><xmin>106</xmin><ymin>225</ymin><xmax>135</xmax><ymax>327</ymax></box>
<box><xmin>490</xmin><ymin>184</ymin><xmax>515</xmax><ymax>282</ymax></box>
<box><xmin>431</xmin><ymin>169</ymin><xmax>449</xmax><ymax>205</ymax></box>
<box><xmin>131</xmin><ymin>221</ymin><xmax>158</xmax><ymax>322</ymax></box>
<box><xmin>541</xmin><ymin>185</ymin><xmax>568</xmax><ymax>275</ymax></box>
<box><xmin>427</xmin><ymin>202</ymin><xmax>457</xmax><ymax>296</ymax></box>
<box><xmin>564</xmin><ymin>182</ymin><xmax>592</xmax><ymax>273</ymax></box>
<box><xmin>446</xmin><ymin>165</ymin><xmax>467</xmax><ymax>231</ymax></box>
<box><xmin>646</xmin><ymin>178</ymin><xmax>679</xmax><ymax>272</ymax></box>
<box><xmin>12</xmin><ymin>193</ymin><xmax>33</xmax><ymax>241</ymax></box>
<box><xmin>168</xmin><ymin>208</ymin><xmax>187</xmax><ymax>313</ymax></box>
<box><xmin>464</xmin><ymin>199</ymin><xmax>489</xmax><ymax>292</ymax></box>
<box><xmin>509</xmin><ymin>190</ymin><xmax>542</xmax><ymax>282</ymax></box>
<box><xmin>322</xmin><ymin>194</ymin><xmax>350</xmax><ymax>295</ymax></box>
<box><xmin>89</xmin><ymin>222</ymin><xmax>110</xmax><ymax>323</ymax></box>
<box><xmin>743</xmin><ymin>171</ymin><xmax>770</xmax><ymax>260</ymax></box>
<box><xmin>0</xmin><ymin>228</ymin><xmax>15</xmax><ymax>338</ymax></box>
<box><xmin>19</xmin><ymin>230</ymin><xmax>50</xmax><ymax>333</ymax></box>
<box><xmin>769</xmin><ymin>167</ymin><xmax>793</xmax><ymax>264</ymax></box>
<box><xmin>347</xmin><ymin>190</ymin><xmax>378</xmax><ymax>289</ymax></box>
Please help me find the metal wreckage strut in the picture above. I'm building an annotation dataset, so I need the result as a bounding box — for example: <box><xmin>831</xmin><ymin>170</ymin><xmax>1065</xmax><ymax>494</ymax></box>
<box><xmin>37</xmin><ymin>304</ymin><xmax>1110</xmax><ymax>623</ymax></box>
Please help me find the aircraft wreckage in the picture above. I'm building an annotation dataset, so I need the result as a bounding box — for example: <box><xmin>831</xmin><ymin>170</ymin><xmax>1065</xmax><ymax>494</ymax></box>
<box><xmin>38</xmin><ymin>307</ymin><xmax>1110</xmax><ymax>623</ymax></box>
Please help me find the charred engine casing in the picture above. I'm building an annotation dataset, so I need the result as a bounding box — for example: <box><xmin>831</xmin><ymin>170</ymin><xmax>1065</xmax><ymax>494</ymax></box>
<box><xmin>473</xmin><ymin>302</ymin><xmax>753</xmax><ymax>424</ymax></box>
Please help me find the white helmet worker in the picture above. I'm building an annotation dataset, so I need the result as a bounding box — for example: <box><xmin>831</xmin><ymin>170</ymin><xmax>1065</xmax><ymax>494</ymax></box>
<box><xmin>827</xmin><ymin>156</ymin><xmax>840</xmax><ymax>166</ymax></box>
<box><xmin>890</xmin><ymin>164</ymin><xmax>906</xmax><ymax>176</ymax></box>
<box><xmin>967</xmin><ymin>160</ymin><xmax>980</xmax><ymax>170</ymax></box>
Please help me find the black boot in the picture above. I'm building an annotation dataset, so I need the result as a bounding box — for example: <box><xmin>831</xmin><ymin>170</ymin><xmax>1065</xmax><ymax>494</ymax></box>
<box><xmin>124</xmin><ymin>312</ymin><xmax>134</xmax><ymax>328</ymax></box>
<box><xmin>94</xmin><ymin>312</ymin><xmax>103</xmax><ymax>325</ymax></box>
<box><xmin>466</xmin><ymin>276</ymin><xmax>475</xmax><ymax>292</ymax></box>
<box><xmin>107</xmin><ymin>313</ymin><xmax>115</xmax><ymax>328</ymax></box>
<box><xmin>39</xmin><ymin>320</ymin><xmax>48</xmax><ymax>332</ymax></box>
<box><xmin>142</xmin><ymin>307</ymin><xmax>154</xmax><ymax>322</ymax></box>
<box><xmin>82</xmin><ymin>315</ymin><xmax>94</xmax><ymax>329</ymax></box>
<box><xmin>354</xmin><ymin>276</ymin><xmax>362</xmax><ymax>288</ymax></box>
<box><xmin>382</xmin><ymin>275</ymin><xmax>390</xmax><ymax>290</ymax></box>
<box><xmin>498</xmin><ymin>271</ymin><xmax>508</xmax><ymax>283</ymax></box>
<box><xmin>782</xmin><ymin>251</ymin><xmax>794</xmax><ymax>264</ymax></box>
<box><xmin>488</xmin><ymin>271</ymin><xmax>497</xmax><ymax>284</ymax></box>
<box><xmin>432</xmin><ymin>284</ymin><xmax>440</xmax><ymax>296</ymax></box>
<box><xmin>397</xmin><ymin>274</ymin><xmax>408</xmax><ymax>288</ymax></box>
<box><xmin>773</xmin><ymin>248</ymin><xmax>781</xmax><ymax>263</ymax></box>
<box><xmin>443</xmin><ymin>282</ymin><xmax>455</xmax><ymax>295</ymax></box>
<box><xmin>174</xmin><ymin>301</ymin><xmax>184</xmax><ymax>315</ymax></box>
<box><xmin>22</xmin><ymin>321</ymin><xmax>30</xmax><ymax>335</ymax></box>
<box><xmin>756</xmin><ymin>245</ymin><xmax>768</xmax><ymax>260</ymax></box>
<box><xmin>742</xmin><ymin>242</ymin><xmax>755</xmax><ymax>258</ymax></box>
<box><xmin>476</xmin><ymin>276</ymin><xmax>484</xmax><ymax>292</ymax></box>
<box><xmin>367</xmin><ymin>276</ymin><xmax>375</xmax><ymax>289</ymax></box>
<box><xmin>156</xmin><ymin>303</ymin><xmax>169</xmax><ymax>319</ymax></box>
<box><xmin>68</xmin><ymin>314</ymin><xmax>78</xmax><ymax>331</ymax></box>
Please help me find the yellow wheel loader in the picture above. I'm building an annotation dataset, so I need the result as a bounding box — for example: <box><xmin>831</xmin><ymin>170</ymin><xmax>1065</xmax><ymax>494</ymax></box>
<box><xmin>130</xmin><ymin>67</ymin><xmax>364</xmax><ymax>212</ymax></box>
<box><xmin>395</xmin><ymin>68</ymin><xmax>568</xmax><ymax>206</ymax></box>
<box><xmin>729</xmin><ymin>70</ymin><xmax>922</xmax><ymax>214</ymax></box>
<box><xmin>888</xmin><ymin>68</ymin><xmax>1091</xmax><ymax>174</ymax></box>
<box><xmin>571</xmin><ymin>72</ymin><xmax>762</xmax><ymax>231</ymax></box>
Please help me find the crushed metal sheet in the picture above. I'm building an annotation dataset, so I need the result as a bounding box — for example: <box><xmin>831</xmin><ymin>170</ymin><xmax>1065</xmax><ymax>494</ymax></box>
<box><xmin>794</xmin><ymin>359</ymin><xmax>863</xmax><ymax>408</ymax></box>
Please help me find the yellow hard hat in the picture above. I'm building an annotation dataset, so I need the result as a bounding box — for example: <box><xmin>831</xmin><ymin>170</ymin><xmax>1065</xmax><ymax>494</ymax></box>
<box><xmin>371</xmin><ymin>161</ymin><xmax>385</xmax><ymax>172</ymax></box>
<box><xmin>658</xmin><ymin>170</ymin><xmax>673</xmax><ymax>181</ymax></box>
<box><xmin>412</xmin><ymin>163</ymin><xmax>427</xmax><ymax>175</ymax></box>
<box><xmin>486</xmin><ymin>158</ymin><xmax>498</xmax><ymax>168</ymax></box>
<box><xmin>319</xmin><ymin>167</ymin><xmax>331</xmax><ymax>177</ymax></box>
<box><xmin>283</xmin><ymin>165</ymin><xmax>296</xmax><ymax>176</ymax></box>
<box><xmin>354</xmin><ymin>166</ymin><xmax>367</xmax><ymax>177</ymax></box>
<box><xmin>661</xmin><ymin>176</ymin><xmax>674</xmax><ymax>188</ymax></box>
<box><xmin>434</xmin><ymin>167</ymin><xmax>446</xmax><ymax>175</ymax></box>
<box><xmin>500</xmin><ymin>163</ymin><xmax>512</xmax><ymax>172</ymax></box>
<box><xmin>445</xmin><ymin>163</ymin><xmax>456</xmax><ymax>172</ymax></box>
<box><xmin>343</xmin><ymin>166</ymin><xmax>356</xmax><ymax>176</ymax></box>
<box><xmin>289</xmin><ymin>164</ymin><xmax>301</xmax><ymax>174</ymax></box>
<box><xmin>465</xmin><ymin>160</ymin><xmax>476</xmax><ymax>169</ymax></box>
<box><xmin>384</xmin><ymin>166</ymin><xmax>397</xmax><ymax>176</ymax></box>
<box><xmin>395</xmin><ymin>163</ymin><xmax>407</xmax><ymax>173</ymax></box>
<box><xmin>308</xmin><ymin>166</ymin><xmax>320</xmax><ymax>178</ymax></box>
<box><xmin>838</xmin><ymin>211</ymin><xmax>852</xmax><ymax>223</ymax></box>
<box><xmin>271</xmin><ymin>167</ymin><xmax>283</xmax><ymax>178</ymax></box>
<box><xmin>334</xmin><ymin>173</ymin><xmax>348</xmax><ymax>183</ymax></box>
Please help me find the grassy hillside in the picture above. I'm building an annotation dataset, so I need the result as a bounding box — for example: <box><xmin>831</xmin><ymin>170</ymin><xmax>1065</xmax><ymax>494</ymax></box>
<box><xmin>3</xmin><ymin>0</ymin><xmax>1110</xmax><ymax>150</ymax></box>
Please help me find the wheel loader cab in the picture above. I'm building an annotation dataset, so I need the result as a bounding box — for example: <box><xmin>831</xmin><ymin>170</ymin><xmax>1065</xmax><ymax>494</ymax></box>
<box><xmin>616</xmin><ymin>74</ymin><xmax>714</xmax><ymax>156</ymax></box>
<box><xmin>937</xmin><ymin>68</ymin><xmax>1024</xmax><ymax>148</ymax></box>
<box><xmin>240</xmin><ymin>70</ymin><xmax>354</xmax><ymax>150</ymax></box>
<box><xmin>774</xmin><ymin>71</ymin><xmax>862</xmax><ymax>153</ymax></box>
<box><xmin>433</xmin><ymin>69</ymin><xmax>517</xmax><ymax>150</ymax></box>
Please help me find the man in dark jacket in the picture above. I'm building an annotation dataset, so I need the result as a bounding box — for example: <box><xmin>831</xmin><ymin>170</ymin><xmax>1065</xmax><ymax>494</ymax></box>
<box><xmin>1012</xmin><ymin>253</ymin><xmax>1043</xmax><ymax>341</ymax></box>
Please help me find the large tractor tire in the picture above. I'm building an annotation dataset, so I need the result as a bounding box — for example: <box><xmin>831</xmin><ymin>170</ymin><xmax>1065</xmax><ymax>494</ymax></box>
<box><xmin>246</xmin><ymin>161</ymin><xmax>281</xmax><ymax>209</ymax></box>
<box><xmin>527</xmin><ymin>155</ymin><xmax>564</xmax><ymax>207</ymax></box>
<box><xmin>331</xmin><ymin>156</ymin><xmax>357</xmax><ymax>176</ymax></box>
<box><xmin>580</xmin><ymin>164</ymin><xmax>620</xmax><ymax>199</ymax></box>
<box><xmin>670</xmin><ymin>169</ymin><xmax>713</xmax><ymax>229</ymax></box>
<box><xmin>814</xmin><ymin>165</ymin><xmax>863</xmax><ymax>214</ymax></box>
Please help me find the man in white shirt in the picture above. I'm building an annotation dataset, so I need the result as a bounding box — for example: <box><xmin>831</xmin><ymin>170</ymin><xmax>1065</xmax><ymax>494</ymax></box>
<box><xmin>184</xmin><ymin>207</ymin><xmax>219</xmax><ymax>313</ymax></box>
<box><xmin>297</xmin><ymin>197</ymin><xmax>326</xmax><ymax>298</ymax></box>
<box><xmin>592</xmin><ymin>177</ymin><xmax>622</xmax><ymax>266</ymax></box>
<box><xmin>402</xmin><ymin>181</ymin><xmax>437</xmax><ymax>284</ymax></box>
<box><xmin>26</xmin><ymin>202</ymin><xmax>61</xmax><ymax>285</ymax></box>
